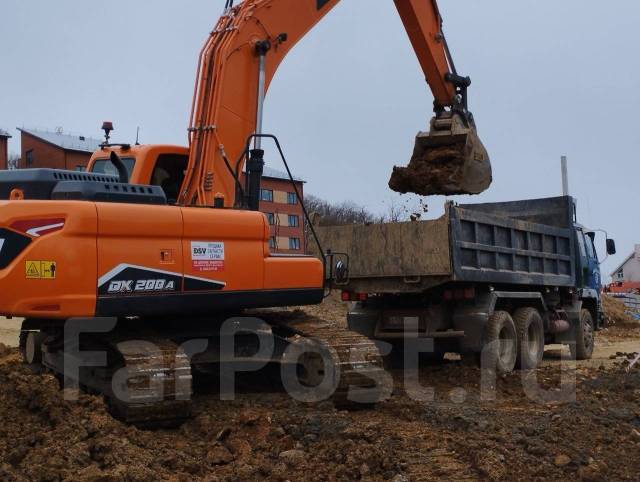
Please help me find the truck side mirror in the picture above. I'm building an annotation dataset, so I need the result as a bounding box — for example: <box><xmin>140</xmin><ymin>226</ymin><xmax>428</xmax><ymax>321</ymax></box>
<box><xmin>606</xmin><ymin>239</ymin><xmax>616</xmax><ymax>256</ymax></box>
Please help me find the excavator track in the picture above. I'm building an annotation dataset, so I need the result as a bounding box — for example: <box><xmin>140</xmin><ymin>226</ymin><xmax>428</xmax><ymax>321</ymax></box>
<box><xmin>106</xmin><ymin>338</ymin><xmax>192</xmax><ymax>428</ymax></box>
<box><xmin>274</xmin><ymin>313</ymin><xmax>391</xmax><ymax>408</ymax></box>
<box><xmin>31</xmin><ymin>324</ymin><xmax>193</xmax><ymax>429</ymax></box>
<box><xmin>27</xmin><ymin>311</ymin><xmax>389</xmax><ymax>427</ymax></box>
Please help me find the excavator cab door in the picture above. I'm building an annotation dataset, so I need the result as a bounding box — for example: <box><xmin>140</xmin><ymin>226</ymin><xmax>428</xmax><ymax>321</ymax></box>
<box><xmin>150</xmin><ymin>154</ymin><xmax>188</xmax><ymax>205</ymax></box>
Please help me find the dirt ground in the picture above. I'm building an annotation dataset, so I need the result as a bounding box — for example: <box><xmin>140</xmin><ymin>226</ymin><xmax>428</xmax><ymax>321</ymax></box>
<box><xmin>0</xmin><ymin>318</ymin><xmax>22</xmax><ymax>348</ymax></box>
<box><xmin>0</xmin><ymin>297</ymin><xmax>639</xmax><ymax>481</ymax></box>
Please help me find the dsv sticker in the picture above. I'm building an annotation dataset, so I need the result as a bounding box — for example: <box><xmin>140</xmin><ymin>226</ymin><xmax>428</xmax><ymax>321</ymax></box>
<box><xmin>108</xmin><ymin>279</ymin><xmax>177</xmax><ymax>294</ymax></box>
<box><xmin>191</xmin><ymin>241</ymin><xmax>225</xmax><ymax>272</ymax></box>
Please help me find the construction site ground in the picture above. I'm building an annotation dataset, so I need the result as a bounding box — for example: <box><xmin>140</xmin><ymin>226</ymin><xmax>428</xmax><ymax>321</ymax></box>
<box><xmin>0</xmin><ymin>296</ymin><xmax>639</xmax><ymax>481</ymax></box>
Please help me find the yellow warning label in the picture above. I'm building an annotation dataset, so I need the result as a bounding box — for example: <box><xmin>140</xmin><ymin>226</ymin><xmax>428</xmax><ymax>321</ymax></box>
<box><xmin>25</xmin><ymin>261</ymin><xmax>57</xmax><ymax>280</ymax></box>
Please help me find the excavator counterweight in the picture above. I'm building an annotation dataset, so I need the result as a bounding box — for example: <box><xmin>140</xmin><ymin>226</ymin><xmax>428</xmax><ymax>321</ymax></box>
<box><xmin>390</xmin><ymin>113</ymin><xmax>492</xmax><ymax>196</ymax></box>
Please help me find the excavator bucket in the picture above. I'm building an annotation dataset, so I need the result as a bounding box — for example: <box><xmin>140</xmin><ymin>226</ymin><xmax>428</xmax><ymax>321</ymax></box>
<box><xmin>389</xmin><ymin>114</ymin><xmax>492</xmax><ymax>196</ymax></box>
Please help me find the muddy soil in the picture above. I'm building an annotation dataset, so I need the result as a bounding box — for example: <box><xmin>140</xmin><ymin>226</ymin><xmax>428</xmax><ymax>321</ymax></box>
<box><xmin>389</xmin><ymin>146</ymin><xmax>467</xmax><ymax>196</ymax></box>
<box><xmin>0</xmin><ymin>318</ymin><xmax>22</xmax><ymax>348</ymax></box>
<box><xmin>602</xmin><ymin>295</ymin><xmax>639</xmax><ymax>330</ymax></box>
<box><xmin>0</xmin><ymin>298</ymin><xmax>639</xmax><ymax>481</ymax></box>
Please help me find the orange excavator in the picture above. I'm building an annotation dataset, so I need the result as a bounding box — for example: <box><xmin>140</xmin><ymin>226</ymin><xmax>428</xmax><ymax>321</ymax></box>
<box><xmin>0</xmin><ymin>0</ymin><xmax>491</xmax><ymax>425</ymax></box>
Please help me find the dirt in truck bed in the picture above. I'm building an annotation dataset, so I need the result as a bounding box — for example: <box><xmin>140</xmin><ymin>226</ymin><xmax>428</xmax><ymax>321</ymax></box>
<box><xmin>0</xmin><ymin>298</ymin><xmax>639</xmax><ymax>481</ymax></box>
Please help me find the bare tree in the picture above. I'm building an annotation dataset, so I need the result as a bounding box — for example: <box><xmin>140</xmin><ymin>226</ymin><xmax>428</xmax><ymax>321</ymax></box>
<box><xmin>7</xmin><ymin>153</ymin><xmax>20</xmax><ymax>170</ymax></box>
<box><xmin>383</xmin><ymin>198</ymin><xmax>404</xmax><ymax>223</ymax></box>
<box><xmin>304</xmin><ymin>194</ymin><xmax>382</xmax><ymax>227</ymax></box>
<box><xmin>304</xmin><ymin>195</ymin><xmax>382</xmax><ymax>252</ymax></box>
<box><xmin>304</xmin><ymin>194</ymin><xmax>429</xmax><ymax>252</ymax></box>
<box><xmin>382</xmin><ymin>196</ymin><xmax>429</xmax><ymax>223</ymax></box>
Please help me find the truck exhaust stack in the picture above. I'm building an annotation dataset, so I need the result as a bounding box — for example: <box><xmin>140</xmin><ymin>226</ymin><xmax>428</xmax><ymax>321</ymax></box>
<box><xmin>389</xmin><ymin>113</ymin><xmax>492</xmax><ymax>196</ymax></box>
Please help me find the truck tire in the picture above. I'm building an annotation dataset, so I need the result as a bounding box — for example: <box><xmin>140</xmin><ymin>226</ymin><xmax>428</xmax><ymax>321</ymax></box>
<box><xmin>513</xmin><ymin>307</ymin><xmax>544</xmax><ymax>370</ymax></box>
<box><xmin>479</xmin><ymin>311</ymin><xmax>517</xmax><ymax>374</ymax></box>
<box><xmin>570</xmin><ymin>309</ymin><xmax>595</xmax><ymax>360</ymax></box>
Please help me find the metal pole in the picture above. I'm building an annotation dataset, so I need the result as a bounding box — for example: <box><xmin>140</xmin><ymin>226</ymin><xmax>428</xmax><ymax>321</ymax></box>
<box><xmin>246</xmin><ymin>41</ymin><xmax>269</xmax><ymax>211</ymax></box>
<box><xmin>561</xmin><ymin>156</ymin><xmax>569</xmax><ymax>196</ymax></box>
<box><xmin>255</xmin><ymin>51</ymin><xmax>267</xmax><ymax>150</ymax></box>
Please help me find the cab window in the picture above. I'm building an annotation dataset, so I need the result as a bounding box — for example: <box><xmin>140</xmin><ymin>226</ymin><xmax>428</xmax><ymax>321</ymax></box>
<box><xmin>91</xmin><ymin>157</ymin><xmax>136</xmax><ymax>177</ymax></box>
<box><xmin>584</xmin><ymin>233</ymin><xmax>596</xmax><ymax>259</ymax></box>
<box><xmin>577</xmin><ymin>230</ymin><xmax>587</xmax><ymax>258</ymax></box>
<box><xmin>151</xmin><ymin>154</ymin><xmax>188</xmax><ymax>204</ymax></box>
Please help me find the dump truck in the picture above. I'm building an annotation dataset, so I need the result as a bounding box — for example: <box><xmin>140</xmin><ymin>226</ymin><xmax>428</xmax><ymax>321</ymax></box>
<box><xmin>315</xmin><ymin>196</ymin><xmax>616</xmax><ymax>372</ymax></box>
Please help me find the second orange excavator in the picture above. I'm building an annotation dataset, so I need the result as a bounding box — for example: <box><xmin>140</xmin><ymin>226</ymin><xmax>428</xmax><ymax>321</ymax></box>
<box><xmin>0</xmin><ymin>0</ymin><xmax>491</xmax><ymax>425</ymax></box>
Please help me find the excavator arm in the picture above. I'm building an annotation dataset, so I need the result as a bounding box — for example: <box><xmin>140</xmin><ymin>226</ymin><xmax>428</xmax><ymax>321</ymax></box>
<box><xmin>180</xmin><ymin>0</ymin><xmax>491</xmax><ymax>207</ymax></box>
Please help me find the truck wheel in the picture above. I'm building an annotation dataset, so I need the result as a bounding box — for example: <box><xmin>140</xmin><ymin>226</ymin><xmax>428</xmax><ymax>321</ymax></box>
<box><xmin>513</xmin><ymin>307</ymin><xmax>545</xmax><ymax>370</ymax></box>
<box><xmin>480</xmin><ymin>311</ymin><xmax>517</xmax><ymax>374</ymax></box>
<box><xmin>570</xmin><ymin>309</ymin><xmax>595</xmax><ymax>360</ymax></box>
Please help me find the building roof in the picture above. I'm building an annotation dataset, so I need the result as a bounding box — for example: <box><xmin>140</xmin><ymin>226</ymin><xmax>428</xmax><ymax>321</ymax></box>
<box><xmin>18</xmin><ymin>127</ymin><xmax>102</xmax><ymax>153</ymax></box>
<box><xmin>16</xmin><ymin>128</ymin><xmax>305</xmax><ymax>181</ymax></box>
<box><xmin>243</xmin><ymin>164</ymin><xmax>304</xmax><ymax>183</ymax></box>
<box><xmin>262</xmin><ymin>165</ymin><xmax>304</xmax><ymax>183</ymax></box>
<box><xmin>611</xmin><ymin>251</ymin><xmax>636</xmax><ymax>277</ymax></box>
<box><xmin>0</xmin><ymin>129</ymin><xmax>11</xmax><ymax>138</ymax></box>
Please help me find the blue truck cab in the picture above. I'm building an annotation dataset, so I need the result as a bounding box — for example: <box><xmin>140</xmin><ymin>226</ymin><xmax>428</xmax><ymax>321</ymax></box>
<box><xmin>575</xmin><ymin>223</ymin><xmax>615</xmax><ymax>329</ymax></box>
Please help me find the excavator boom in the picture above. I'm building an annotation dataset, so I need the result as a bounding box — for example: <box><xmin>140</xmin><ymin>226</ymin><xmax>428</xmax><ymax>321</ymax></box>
<box><xmin>181</xmin><ymin>0</ymin><xmax>491</xmax><ymax>207</ymax></box>
<box><xmin>390</xmin><ymin>0</ymin><xmax>492</xmax><ymax>196</ymax></box>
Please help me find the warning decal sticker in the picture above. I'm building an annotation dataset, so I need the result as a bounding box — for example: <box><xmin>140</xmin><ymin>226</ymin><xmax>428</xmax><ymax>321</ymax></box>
<box><xmin>26</xmin><ymin>261</ymin><xmax>57</xmax><ymax>280</ymax></box>
<box><xmin>191</xmin><ymin>242</ymin><xmax>225</xmax><ymax>272</ymax></box>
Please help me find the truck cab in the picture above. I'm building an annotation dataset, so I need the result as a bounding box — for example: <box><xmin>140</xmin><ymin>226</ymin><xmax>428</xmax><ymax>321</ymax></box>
<box><xmin>575</xmin><ymin>226</ymin><xmax>602</xmax><ymax>292</ymax></box>
<box><xmin>574</xmin><ymin>223</ymin><xmax>614</xmax><ymax>329</ymax></box>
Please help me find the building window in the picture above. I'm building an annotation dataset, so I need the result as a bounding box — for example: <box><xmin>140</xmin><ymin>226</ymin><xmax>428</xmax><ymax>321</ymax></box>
<box><xmin>26</xmin><ymin>150</ymin><xmax>34</xmax><ymax>167</ymax></box>
<box><xmin>288</xmin><ymin>215</ymin><xmax>300</xmax><ymax>227</ymax></box>
<box><xmin>266</xmin><ymin>213</ymin><xmax>275</xmax><ymax>225</ymax></box>
<box><xmin>261</xmin><ymin>189</ymin><xmax>274</xmax><ymax>202</ymax></box>
<box><xmin>289</xmin><ymin>238</ymin><xmax>301</xmax><ymax>250</ymax></box>
<box><xmin>269</xmin><ymin>237</ymin><xmax>277</xmax><ymax>249</ymax></box>
<box><xmin>287</xmin><ymin>192</ymin><xmax>297</xmax><ymax>205</ymax></box>
<box><xmin>75</xmin><ymin>165</ymin><xmax>86</xmax><ymax>172</ymax></box>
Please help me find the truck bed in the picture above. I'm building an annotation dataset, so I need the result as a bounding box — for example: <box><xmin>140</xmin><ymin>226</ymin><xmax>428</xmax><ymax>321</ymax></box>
<box><xmin>315</xmin><ymin>196</ymin><xmax>576</xmax><ymax>293</ymax></box>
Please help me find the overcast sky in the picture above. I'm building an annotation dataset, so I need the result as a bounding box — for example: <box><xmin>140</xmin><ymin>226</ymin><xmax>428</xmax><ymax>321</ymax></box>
<box><xmin>1</xmin><ymin>0</ymin><xmax>638</xmax><ymax>278</ymax></box>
